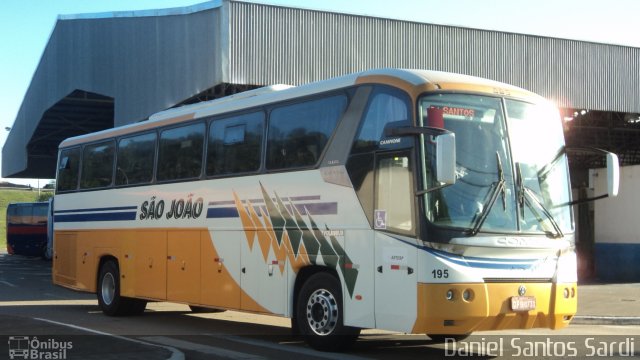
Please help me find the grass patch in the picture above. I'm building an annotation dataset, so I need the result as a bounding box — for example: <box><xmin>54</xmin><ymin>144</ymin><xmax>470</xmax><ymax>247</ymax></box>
<box><xmin>0</xmin><ymin>189</ymin><xmax>41</xmax><ymax>251</ymax></box>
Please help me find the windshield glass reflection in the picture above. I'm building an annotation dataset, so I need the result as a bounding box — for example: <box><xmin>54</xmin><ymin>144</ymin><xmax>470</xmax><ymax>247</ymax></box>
<box><xmin>506</xmin><ymin>99</ymin><xmax>572</xmax><ymax>234</ymax></box>
<box><xmin>420</xmin><ymin>94</ymin><xmax>573</xmax><ymax>236</ymax></box>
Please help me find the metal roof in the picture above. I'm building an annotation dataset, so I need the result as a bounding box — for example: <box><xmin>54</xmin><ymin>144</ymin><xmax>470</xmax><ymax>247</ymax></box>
<box><xmin>3</xmin><ymin>0</ymin><xmax>640</xmax><ymax>178</ymax></box>
<box><xmin>57</xmin><ymin>1</ymin><xmax>221</xmax><ymax>21</ymax></box>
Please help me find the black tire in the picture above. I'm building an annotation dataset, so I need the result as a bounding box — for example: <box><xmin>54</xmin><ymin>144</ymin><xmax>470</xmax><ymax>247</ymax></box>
<box><xmin>290</xmin><ymin>316</ymin><xmax>301</xmax><ymax>338</ymax></box>
<box><xmin>97</xmin><ymin>260</ymin><xmax>147</xmax><ymax>316</ymax></box>
<box><xmin>296</xmin><ymin>272</ymin><xmax>360</xmax><ymax>352</ymax></box>
<box><xmin>189</xmin><ymin>305</ymin><xmax>226</xmax><ymax>313</ymax></box>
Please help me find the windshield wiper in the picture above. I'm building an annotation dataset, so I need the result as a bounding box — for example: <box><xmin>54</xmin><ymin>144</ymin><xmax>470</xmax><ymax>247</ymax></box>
<box><xmin>537</xmin><ymin>146</ymin><xmax>565</xmax><ymax>181</ymax></box>
<box><xmin>516</xmin><ymin>162</ymin><xmax>564</xmax><ymax>238</ymax></box>
<box><xmin>467</xmin><ymin>152</ymin><xmax>506</xmax><ymax>236</ymax></box>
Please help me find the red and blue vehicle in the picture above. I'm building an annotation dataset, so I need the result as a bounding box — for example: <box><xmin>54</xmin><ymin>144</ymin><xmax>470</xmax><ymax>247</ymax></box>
<box><xmin>6</xmin><ymin>202</ymin><xmax>49</xmax><ymax>257</ymax></box>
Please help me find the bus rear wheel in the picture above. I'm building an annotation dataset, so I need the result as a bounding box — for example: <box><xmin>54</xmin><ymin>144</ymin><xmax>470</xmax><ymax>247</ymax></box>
<box><xmin>97</xmin><ymin>259</ymin><xmax>147</xmax><ymax>316</ymax></box>
<box><xmin>296</xmin><ymin>272</ymin><xmax>360</xmax><ymax>351</ymax></box>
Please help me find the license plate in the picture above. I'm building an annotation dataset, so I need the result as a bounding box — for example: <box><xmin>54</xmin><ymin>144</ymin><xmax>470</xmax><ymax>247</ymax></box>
<box><xmin>511</xmin><ymin>296</ymin><xmax>536</xmax><ymax>311</ymax></box>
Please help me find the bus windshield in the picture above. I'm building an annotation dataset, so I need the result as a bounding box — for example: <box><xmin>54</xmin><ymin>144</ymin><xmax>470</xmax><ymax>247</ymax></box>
<box><xmin>420</xmin><ymin>93</ymin><xmax>572</xmax><ymax>236</ymax></box>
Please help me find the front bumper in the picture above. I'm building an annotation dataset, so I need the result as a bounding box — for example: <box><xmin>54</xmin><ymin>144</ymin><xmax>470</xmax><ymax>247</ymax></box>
<box><xmin>411</xmin><ymin>282</ymin><xmax>577</xmax><ymax>334</ymax></box>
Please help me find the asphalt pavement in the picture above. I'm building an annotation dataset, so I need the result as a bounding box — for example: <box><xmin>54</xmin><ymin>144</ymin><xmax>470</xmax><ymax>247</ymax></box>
<box><xmin>0</xmin><ymin>252</ymin><xmax>183</xmax><ymax>360</ymax></box>
<box><xmin>574</xmin><ymin>282</ymin><xmax>640</xmax><ymax>325</ymax></box>
<box><xmin>0</xmin><ymin>314</ymin><xmax>180</xmax><ymax>360</ymax></box>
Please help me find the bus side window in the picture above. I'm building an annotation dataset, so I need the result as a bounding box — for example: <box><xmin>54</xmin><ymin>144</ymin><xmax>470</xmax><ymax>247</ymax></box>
<box><xmin>116</xmin><ymin>132</ymin><xmax>156</xmax><ymax>186</ymax></box>
<box><xmin>80</xmin><ymin>140</ymin><xmax>115</xmax><ymax>189</ymax></box>
<box><xmin>57</xmin><ymin>148</ymin><xmax>81</xmax><ymax>192</ymax></box>
<box><xmin>157</xmin><ymin>123</ymin><xmax>205</xmax><ymax>181</ymax></box>
<box><xmin>351</xmin><ymin>87</ymin><xmax>411</xmax><ymax>154</ymax></box>
<box><xmin>33</xmin><ymin>203</ymin><xmax>48</xmax><ymax>225</ymax></box>
<box><xmin>207</xmin><ymin>112</ymin><xmax>264</xmax><ymax>176</ymax></box>
<box><xmin>266</xmin><ymin>94</ymin><xmax>347</xmax><ymax>170</ymax></box>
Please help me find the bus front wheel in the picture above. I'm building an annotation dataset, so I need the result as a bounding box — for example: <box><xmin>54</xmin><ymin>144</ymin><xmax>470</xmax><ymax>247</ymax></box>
<box><xmin>97</xmin><ymin>260</ymin><xmax>146</xmax><ymax>316</ymax></box>
<box><xmin>296</xmin><ymin>272</ymin><xmax>360</xmax><ymax>351</ymax></box>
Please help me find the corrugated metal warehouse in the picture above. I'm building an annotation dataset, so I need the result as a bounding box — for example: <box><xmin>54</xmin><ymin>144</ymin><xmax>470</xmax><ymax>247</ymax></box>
<box><xmin>2</xmin><ymin>0</ymin><xmax>640</xmax><ymax>280</ymax></box>
<box><xmin>3</xmin><ymin>0</ymin><xmax>640</xmax><ymax>179</ymax></box>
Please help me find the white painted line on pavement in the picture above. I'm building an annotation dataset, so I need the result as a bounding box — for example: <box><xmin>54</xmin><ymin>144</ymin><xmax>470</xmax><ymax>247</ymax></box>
<box><xmin>576</xmin><ymin>316</ymin><xmax>640</xmax><ymax>320</ymax></box>
<box><xmin>209</xmin><ymin>334</ymin><xmax>369</xmax><ymax>360</ymax></box>
<box><xmin>0</xmin><ymin>300</ymin><xmax>96</xmax><ymax>306</ymax></box>
<box><xmin>141</xmin><ymin>336</ymin><xmax>265</xmax><ymax>359</ymax></box>
<box><xmin>0</xmin><ymin>280</ymin><xmax>16</xmax><ymax>287</ymax></box>
<box><xmin>33</xmin><ymin>317</ymin><xmax>184</xmax><ymax>360</ymax></box>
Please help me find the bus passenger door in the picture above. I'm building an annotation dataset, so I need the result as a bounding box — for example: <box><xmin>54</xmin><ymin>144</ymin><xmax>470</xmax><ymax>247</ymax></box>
<box><xmin>373</xmin><ymin>152</ymin><xmax>419</xmax><ymax>332</ymax></box>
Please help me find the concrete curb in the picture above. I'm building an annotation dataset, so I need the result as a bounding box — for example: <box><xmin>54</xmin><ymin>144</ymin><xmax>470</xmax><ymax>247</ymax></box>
<box><xmin>573</xmin><ymin>316</ymin><xmax>640</xmax><ymax>326</ymax></box>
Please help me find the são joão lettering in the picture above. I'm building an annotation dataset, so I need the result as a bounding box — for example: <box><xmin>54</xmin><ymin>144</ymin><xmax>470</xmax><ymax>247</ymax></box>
<box><xmin>139</xmin><ymin>195</ymin><xmax>204</xmax><ymax>220</ymax></box>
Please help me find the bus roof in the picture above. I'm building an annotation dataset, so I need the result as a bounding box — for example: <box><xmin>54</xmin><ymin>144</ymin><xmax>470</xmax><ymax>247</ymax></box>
<box><xmin>58</xmin><ymin>68</ymin><xmax>539</xmax><ymax>148</ymax></box>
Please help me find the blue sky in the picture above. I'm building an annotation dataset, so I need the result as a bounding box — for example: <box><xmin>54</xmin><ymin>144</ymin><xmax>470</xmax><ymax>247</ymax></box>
<box><xmin>1</xmin><ymin>0</ymin><xmax>639</xmax><ymax>186</ymax></box>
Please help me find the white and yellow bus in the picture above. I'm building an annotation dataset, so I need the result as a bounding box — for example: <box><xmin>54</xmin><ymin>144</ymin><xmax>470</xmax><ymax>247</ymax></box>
<box><xmin>52</xmin><ymin>68</ymin><xmax>618</xmax><ymax>351</ymax></box>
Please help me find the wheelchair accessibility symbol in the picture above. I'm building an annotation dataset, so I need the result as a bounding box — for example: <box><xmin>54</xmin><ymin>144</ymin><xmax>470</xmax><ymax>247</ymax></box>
<box><xmin>374</xmin><ymin>210</ymin><xmax>386</xmax><ymax>230</ymax></box>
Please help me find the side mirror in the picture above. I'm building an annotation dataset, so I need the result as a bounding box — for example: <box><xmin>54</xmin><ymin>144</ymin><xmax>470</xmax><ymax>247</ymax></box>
<box><xmin>436</xmin><ymin>132</ymin><xmax>456</xmax><ymax>185</ymax></box>
<box><xmin>385</xmin><ymin>126</ymin><xmax>457</xmax><ymax>192</ymax></box>
<box><xmin>562</xmin><ymin>147</ymin><xmax>620</xmax><ymax>206</ymax></box>
<box><xmin>607</xmin><ymin>152</ymin><xmax>619</xmax><ymax>197</ymax></box>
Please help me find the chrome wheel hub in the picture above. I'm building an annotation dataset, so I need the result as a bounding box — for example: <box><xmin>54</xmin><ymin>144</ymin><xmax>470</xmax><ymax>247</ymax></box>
<box><xmin>306</xmin><ymin>288</ymin><xmax>338</xmax><ymax>335</ymax></box>
<box><xmin>101</xmin><ymin>272</ymin><xmax>116</xmax><ymax>305</ymax></box>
